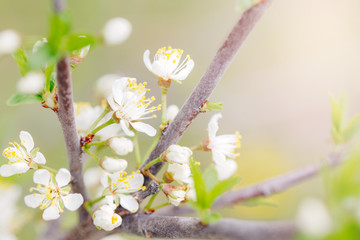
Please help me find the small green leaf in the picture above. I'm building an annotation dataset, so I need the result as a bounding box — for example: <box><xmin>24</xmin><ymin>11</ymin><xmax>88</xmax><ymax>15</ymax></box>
<box><xmin>45</xmin><ymin>64</ymin><xmax>55</xmax><ymax>91</ymax></box>
<box><xmin>7</xmin><ymin>93</ymin><xmax>42</xmax><ymax>106</ymax></box>
<box><xmin>203</xmin><ymin>166</ymin><xmax>218</xmax><ymax>192</ymax></box>
<box><xmin>330</xmin><ymin>94</ymin><xmax>344</xmax><ymax>132</ymax></box>
<box><xmin>208</xmin><ymin>177</ymin><xmax>240</xmax><ymax>207</ymax></box>
<box><xmin>12</xmin><ymin>48</ymin><xmax>28</xmax><ymax>76</ymax></box>
<box><xmin>200</xmin><ymin>101</ymin><xmax>223</xmax><ymax>112</ymax></box>
<box><xmin>66</xmin><ymin>34</ymin><xmax>96</xmax><ymax>52</ymax></box>
<box><xmin>49</xmin><ymin>12</ymin><xmax>71</xmax><ymax>48</ymax></box>
<box><xmin>202</xmin><ymin>212</ymin><xmax>221</xmax><ymax>225</ymax></box>
<box><xmin>342</xmin><ymin>114</ymin><xmax>360</xmax><ymax>142</ymax></box>
<box><xmin>331</xmin><ymin>126</ymin><xmax>343</xmax><ymax>144</ymax></box>
<box><xmin>27</xmin><ymin>43</ymin><xmax>59</xmax><ymax>70</ymax></box>
<box><xmin>190</xmin><ymin>160</ymin><xmax>208</xmax><ymax>209</ymax></box>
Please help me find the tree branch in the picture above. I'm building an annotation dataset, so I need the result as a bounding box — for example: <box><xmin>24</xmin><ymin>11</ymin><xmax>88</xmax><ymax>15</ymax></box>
<box><xmin>56</xmin><ymin>57</ymin><xmax>89</xmax><ymax>220</ymax></box>
<box><xmin>120</xmin><ymin>215</ymin><xmax>295</xmax><ymax>240</ymax></box>
<box><xmin>141</xmin><ymin>0</ymin><xmax>272</xmax><ymax>183</ymax></box>
<box><xmin>154</xmin><ymin>152</ymin><xmax>343</xmax><ymax>216</ymax></box>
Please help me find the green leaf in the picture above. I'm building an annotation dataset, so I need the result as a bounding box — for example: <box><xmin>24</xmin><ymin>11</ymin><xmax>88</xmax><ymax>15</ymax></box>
<box><xmin>331</xmin><ymin>126</ymin><xmax>343</xmax><ymax>144</ymax></box>
<box><xmin>202</xmin><ymin>212</ymin><xmax>221</xmax><ymax>225</ymax></box>
<box><xmin>208</xmin><ymin>177</ymin><xmax>240</xmax><ymax>207</ymax></box>
<box><xmin>190</xmin><ymin>161</ymin><xmax>208</xmax><ymax>209</ymax></box>
<box><xmin>66</xmin><ymin>34</ymin><xmax>96</xmax><ymax>52</ymax></box>
<box><xmin>45</xmin><ymin>64</ymin><xmax>55</xmax><ymax>91</ymax></box>
<box><xmin>203</xmin><ymin>166</ymin><xmax>218</xmax><ymax>192</ymax></box>
<box><xmin>12</xmin><ymin>48</ymin><xmax>28</xmax><ymax>76</ymax></box>
<box><xmin>330</xmin><ymin>94</ymin><xmax>344</xmax><ymax>132</ymax></box>
<box><xmin>200</xmin><ymin>101</ymin><xmax>223</xmax><ymax>112</ymax></box>
<box><xmin>7</xmin><ymin>93</ymin><xmax>42</xmax><ymax>106</ymax></box>
<box><xmin>236</xmin><ymin>0</ymin><xmax>261</xmax><ymax>13</ymax></box>
<box><xmin>27</xmin><ymin>43</ymin><xmax>59</xmax><ymax>70</ymax></box>
<box><xmin>48</xmin><ymin>12</ymin><xmax>71</xmax><ymax>48</ymax></box>
<box><xmin>342</xmin><ymin>114</ymin><xmax>360</xmax><ymax>142</ymax></box>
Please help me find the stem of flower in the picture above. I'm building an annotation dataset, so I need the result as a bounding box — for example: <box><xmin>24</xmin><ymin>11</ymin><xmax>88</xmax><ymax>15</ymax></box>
<box><xmin>145</xmin><ymin>192</ymin><xmax>159</xmax><ymax>210</ymax></box>
<box><xmin>87</xmin><ymin>108</ymin><xmax>110</xmax><ymax>134</ymax></box>
<box><xmin>145</xmin><ymin>169</ymin><xmax>162</xmax><ymax>185</ymax></box>
<box><xmin>83</xmin><ymin>147</ymin><xmax>100</xmax><ymax>162</ymax></box>
<box><xmin>190</xmin><ymin>144</ymin><xmax>203</xmax><ymax>151</ymax></box>
<box><xmin>160</xmin><ymin>87</ymin><xmax>168</xmax><ymax>129</ymax></box>
<box><xmin>142</xmin><ymin>132</ymin><xmax>161</xmax><ymax>164</ymax></box>
<box><xmin>133</xmin><ymin>131</ymin><xmax>142</xmax><ymax>168</ymax></box>
<box><xmin>91</xmin><ymin>118</ymin><xmax>115</xmax><ymax>135</ymax></box>
<box><xmin>143</xmin><ymin>157</ymin><xmax>162</xmax><ymax>171</ymax></box>
<box><xmin>152</xmin><ymin>202</ymin><xmax>170</xmax><ymax>210</ymax></box>
<box><xmin>84</xmin><ymin>195</ymin><xmax>106</xmax><ymax>215</ymax></box>
<box><xmin>85</xmin><ymin>140</ymin><xmax>107</xmax><ymax>148</ymax></box>
<box><xmin>37</xmin><ymin>164</ymin><xmax>58</xmax><ymax>174</ymax></box>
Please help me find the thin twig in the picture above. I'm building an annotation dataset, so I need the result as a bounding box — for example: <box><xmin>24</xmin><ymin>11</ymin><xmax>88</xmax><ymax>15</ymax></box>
<box><xmin>57</xmin><ymin>57</ymin><xmax>89</xmax><ymax>221</ymax></box>
<box><xmin>154</xmin><ymin>152</ymin><xmax>343</xmax><ymax>216</ymax></box>
<box><xmin>140</xmin><ymin>0</ymin><xmax>272</xmax><ymax>184</ymax></box>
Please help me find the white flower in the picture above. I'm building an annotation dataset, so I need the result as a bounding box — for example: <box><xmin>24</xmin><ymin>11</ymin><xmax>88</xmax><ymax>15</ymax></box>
<box><xmin>93</xmin><ymin>196</ymin><xmax>122</xmax><ymax>231</ymax></box>
<box><xmin>84</xmin><ymin>167</ymin><xmax>104</xmax><ymax>188</ymax></box>
<box><xmin>0</xmin><ymin>184</ymin><xmax>21</xmax><ymax>240</ymax></box>
<box><xmin>207</xmin><ymin>113</ymin><xmax>241</xmax><ymax>165</ymax></box>
<box><xmin>296</xmin><ymin>198</ymin><xmax>333</xmax><ymax>237</ymax></box>
<box><xmin>96</xmin><ymin>74</ymin><xmax>122</xmax><ymax>100</ymax></box>
<box><xmin>24</xmin><ymin>168</ymin><xmax>84</xmax><ymax>221</ymax></box>
<box><xmin>97</xmin><ymin>123</ymin><xmax>124</xmax><ymax>141</ymax></box>
<box><xmin>215</xmin><ymin>159</ymin><xmax>237</xmax><ymax>181</ymax></box>
<box><xmin>108</xmin><ymin>137</ymin><xmax>133</xmax><ymax>156</ymax></box>
<box><xmin>101</xmin><ymin>157</ymin><xmax>128</xmax><ymax>173</ymax></box>
<box><xmin>1</xmin><ymin>131</ymin><xmax>46</xmax><ymax>177</ymax></box>
<box><xmin>74</xmin><ymin>103</ymin><xmax>104</xmax><ymax>137</ymax></box>
<box><xmin>168</xmin><ymin>190</ymin><xmax>186</xmax><ymax>206</ymax></box>
<box><xmin>143</xmin><ymin>47</ymin><xmax>194</xmax><ymax>82</ymax></box>
<box><xmin>165</xmin><ymin>145</ymin><xmax>192</xmax><ymax>165</ymax></box>
<box><xmin>0</xmin><ymin>30</ymin><xmax>21</xmax><ymax>55</ymax></box>
<box><xmin>107</xmin><ymin>78</ymin><xmax>158</xmax><ymax>137</ymax></box>
<box><xmin>16</xmin><ymin>72</ymin><xmax>45</xmax><ymax>94</ymax></box>
<box><xmin>101</xmin><ymin>170</ymin><xmax>144</xmax><ymax>213</ymax></box>
<box><xmin>102</xmin><ymin>18</ymin><xmax>132</xmax><ymax>45</ymax></box>
<box><xmin>185</xmin><ymin>179</ymin><xmax>196</xmax><ymax>201</ymax></box>
<box><xmin>166</xmin><ymin>105</ymin><xmax>179</xmax><ymax>122</ymax></box>
<box><xmin>167</xmin><ymin>162</ymin><xmax>192</xmax><ymax>183</ymax></box>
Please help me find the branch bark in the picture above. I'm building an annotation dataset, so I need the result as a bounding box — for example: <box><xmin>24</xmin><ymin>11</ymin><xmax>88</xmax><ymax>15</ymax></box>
<box><xmin>56</xmin><ymin>57</ymin><xmax>89</xmax><ymax>220</ymax></box>
<box><xmin>154</xmin><ymin>152</ymin><xmax>343</xmax><ymax>216</ymax></box>
<box><xmin>141</xmin><ymin>0</ymin><xmax>272</xmax><ymax>183</ymax></box>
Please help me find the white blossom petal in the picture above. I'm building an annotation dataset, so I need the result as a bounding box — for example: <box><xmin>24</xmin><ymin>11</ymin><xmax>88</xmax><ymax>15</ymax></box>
<box><xmin>56</xmin><ymin>168</ymin><xmax>71</xmax><ymax>187</ymax></box>
<box><xmin>208</xmin><ymin>113</ymin><xmax>221</xmax><ymax>140</ymax></box>
<box><xmin>0</xmin><ymin>163</ymin><xmax>30</xmax><ymax>177</ymax></box>
<box><xmin>34</xmin><ymin>151</ymin><xmax>46</xmax><ymax>164</ymax></box>
<box><xmin>120</xmin><ymin>120</ymin><xmax>135</xmax><ymax>137</ymax></box>
<box><xmin>19</xmin><ymin>131</ymin><xmax>34</xmax><ymax>153</ymax></box>
<box><xmin>42</xmin><ymin>206</ymin><xmax>60</xmax><ymax>221</ymax></box>
<box><xmin>130</xmin><ymin>122</ymin><xmax>156</xmax><ymax>137</ymax></box>
<box><xmin>119</xmin><ymin>194</ymin><xmax>139</xmax><ymax>213</ymax></box>
<box><xmin>33</xmin><ymin>169</ymin><xmax>51</xmax><ymax>186</ymax></box>
<box><xmin>102</xmin><ymin>158</ymin><xmax>128</xmax><ymax>173</ymax></box>
<box><xmin>109</xmin><ymin>137</ymin><xmax>133</xmax><ymax>156</ymax></box>
<box><xmin>24</xmin><ymin>193</ymin><xmax>44</xmax><ymax>208</ymax></box>
<box><xmin>171</xmin><ymin>59</ymin><xmax>195</xmax><ymax>81</ymax></box>
<box><xmin>62</xmin><ymin>193</ymin><xmax>84</xmax><ymax>211</ymax></box>
<box><xmin>215</xmin><ymin>159</ymin><xmax>237</xmax><ymax>180</ymax></box>
<box><xmin>143</xmin><ymin>50</ymin><xmax>152</xmax><ymax>72</ymax></box>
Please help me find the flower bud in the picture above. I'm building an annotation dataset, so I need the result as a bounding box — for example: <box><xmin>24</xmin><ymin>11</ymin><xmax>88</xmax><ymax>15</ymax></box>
<box><xmin>163</xmin><ymin>145</ymin><xmax>192</xmax><ymax>164</ymax></box>
<box><xmin>162</xmin><ymin>184</ymin><xmax>187</xmax><ymax>206</ymax></box>
<box><xmin>17</xmin><ymin>72</ymin><xmax>45</xmax><ymax>94</ymax></box>
<box><xmin>108</xmin><ymin>137</ymin><xmax>133</xmax><ymax>156</ymax></box>
<box><xmin>0</xmin><ymin>30</ymin><xmax>21</xmax><ymax>55</ymax></box>
<box><xmin>96</xmin><ymin>74</ymin><xmax>121</xmax><ymax>100</ymax></box>
<box><xmin>102</xmin><ymin>18</ymin><xmax>132</xmax><ymax>45</ymax></box>
<box><xmin>166</xmin><ymin>105</ymin><xmax>179</xmax><ymax>122</ymax></box>
<box><xmin>101</xmin><ymin>157</ymin><xmax>128</xmax><ymax>173</ymax></box>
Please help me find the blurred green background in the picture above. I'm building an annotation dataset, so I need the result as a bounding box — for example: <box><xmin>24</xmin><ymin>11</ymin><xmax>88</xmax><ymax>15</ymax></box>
<box><xmin>1</xmin><ymin>0</ymin><xmax>360</xmax><ymax>236</ymax></box>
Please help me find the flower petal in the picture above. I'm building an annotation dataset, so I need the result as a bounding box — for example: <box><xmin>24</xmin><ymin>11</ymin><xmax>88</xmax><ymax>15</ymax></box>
<box><xmin>215</xmin><ymin>159</ymin><xmax>237</xmax><ymax>180</ymax></box>
<box><xmin>143</xmin><ymin>50</ymin><xmax>153</xmax><ymax>72</ymax></box>
<box><xmin>62</xmin><ymin>193</ymin><xmax>84</xmax><ymax>211</ymax></box>
<box><xmin>130</xmin><ymin>122</ymin><xmax>156</xmax><ymax>137</ymax></box>
<box><xmin>120</xmin><ymin>120</ymin><xmax>134</xmax><ymax>137</ymax></box>
<box><xmin>119</xmin><ymin>194</ymin><xmax>139</xmax><ymax>213</ymax></box>
<box><xmin>172</xmin><ymin>59</ymin><xmax>195</xmax><ymax>81</ymax></box>
<box><xmin>19</xmin><ymin>131</ymin><xmax>34</xmax><ymax>153</ymax></box>
<box><xmin>24</xmin><ymin>193</ymin><xmax>44</xmax><ymax>208</ymax></box>
<box><xmin>55</xmin><ymin>168</ymin><xmax>71</xmax><ymax>187</ymax></box>
<box><xmin>33</xmin><ymin>152</ymin><xmax>46</xmax><ymax>164</ymax></box>
<box><xmin>33</xmin><ymin>169</ymin><xmax>51</xmax><ymax>186</ymax></box>
<box><xmin>208</xmin><ymin>113</ymin><xmax>222</xmax><ymax>140</ymax></box>
<box><xmin>0</xmin><ymin>163</ymin><xmax>29</xmax><ymax>177</ymax></box>
<box><xmin>107</xmin><ymin>95</ymin><xmax>118</xmax><ymax>111</ymax></box>
<box><xmin>42</xmin><ymin>206</ymin><xmax>60</xmax><ymax>221</ymax></box>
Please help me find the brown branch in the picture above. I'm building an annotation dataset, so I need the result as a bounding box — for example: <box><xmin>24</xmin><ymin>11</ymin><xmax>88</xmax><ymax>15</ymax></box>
<box><xmin>56</xmin><ymin>57</ymin><xmax>89</xmax><ymax>221</ymax></box>
<box><xmin>141</xmin><ymin>0</ymin><xmax>272</xmax><ymax>184</ymax></box>
<box><xmin>154</xmin><ymin>152</ymin><xmax>343</xmax><ymax>216</ymax></box>
<box><xmin>120</xmin><ymin>215</ymin><xmax>295</xmax><ymax>240</ymax></box>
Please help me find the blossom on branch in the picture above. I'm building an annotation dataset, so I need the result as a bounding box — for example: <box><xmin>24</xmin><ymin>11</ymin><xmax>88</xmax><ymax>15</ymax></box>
<box><xmin>163</xmin><ymin>144</ymin><xmax>192</xmax><ymax>165</ymax></box>
<box><xmin>143</xmin><ymin>46</ymin><xmax>194</xmax><ymax>82</ymax></box>
<box><xmin>1</xmin><ymin>131</ymin><xmax>46</xmax><ymax>177</ymax></box>
<box><xmin>101</xmin><ymin>157</ymin><xmax>128</xmax><ymax>173</ymax></box>
<box><xmin>102</xmin><ymin>18</ymin><xmax>132</xmax><ymax>45</ymax></box>
<box><xmin>93</xmin><ymin>196</ymin><xmax>122</xmax><ymax>231</ymax></box>
<box><xmin>108</xmin><ymin>137</ymin><xmax>133</xmax><ymax>156</ymax></box>
<box><xmin>0</xmin><ymin>30</ymin><xmax>21</xmax><ymax>55</ymax></box>
<box><xmin>24</xmin><ymin>168</ymin><xmax>84</xmax><ymax>221</ymax></box>
<box><xmin>101</xmin><ymin>170</ymin><xmax>145</xmax><ymax>213</ymax></box>
<box><xmin>16</xmin><ymin>71</ymin><xmax>45</xmax><ymax>94</ymax></box>
<box><xmin>107</xmin><ymin>78</ymin><xmax>159</xmax><ymax>137</ymax></box>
